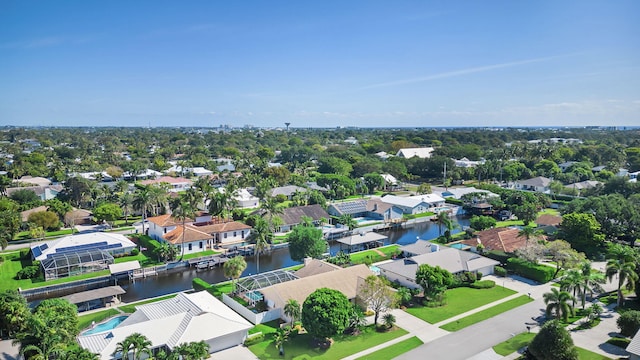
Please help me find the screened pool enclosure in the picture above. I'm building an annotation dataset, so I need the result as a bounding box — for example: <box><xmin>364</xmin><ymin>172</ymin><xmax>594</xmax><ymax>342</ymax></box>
<box><xmin>41</xmin><ymin>249</ymin><xmax>115</xmax><ymax>280</ymax></box>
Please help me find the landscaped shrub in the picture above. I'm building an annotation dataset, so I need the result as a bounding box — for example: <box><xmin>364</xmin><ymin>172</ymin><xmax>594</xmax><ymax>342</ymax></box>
<box><xmin>452</xmin><ymin>271</ymin><xmax>477</xmax><ymax>287</ymax></box>
<box><xmin>445</xmin><ymin>198</ymin><xmax>463</xmax><ymax>205</ymax></box>
<box><xmin>470</xmin><ymin>280</ymin><xmax>495</xmax><ymax>289</ymax></box>
<box><xmin>244</xmin><ymin>333</ymin><xmax>264</xmax><ymax>346</ymax></box>
<box><xmin>476</xmin><ymin>272</ymin><xmax>483</xmax><ymax>280</ymax></box>
<box><xmin>617</xmin><ymin>310</ymin><xmax>640</xmax><ymax>337</ymax></box>
<box><xmin>16</xmin><ymin>265</ymin><xmax>40</xmax><ymax>279</ymax></box>
<box><xmin>606</xmin><ymin>337</ymin><xmax>630</xmax><ymax>348</ymax></box>
<box><xmin>130</xmin><ymin>248</ymin><xmax>139</xmax><ymax>256</ymax></box>
<box><xmin>484</xmin><ymin>250</ymin><xmax>513</xmax><ymax>265</ymax></box>
<box><xmin>192</xmin><ymin>278</ymin><xmax>212</xmax><ymax>292</ymax></box>
<box><xmin>135</xmin><ymin>235</ymin><xmax>161</xmax><ymax>254</ymax></box>
<box><xmin>494</xmin><ymin>266</ymin><xmax>507</xmax><ymax>277</ymax></box>
<box><xmin>506</xmin><ymin>258</ymin><xmax>555</xmax><ymax>283</ymax></box>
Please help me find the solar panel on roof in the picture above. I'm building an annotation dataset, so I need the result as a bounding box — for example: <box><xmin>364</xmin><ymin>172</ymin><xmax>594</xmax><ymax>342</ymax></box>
<box><xmin>40</xmin><ymin>243</ymin><xmax>48</xmax><ymax>251</ymax></box>
<box><xmin>32</xmin><ymin>247</ymin><xmax>42</xmax><ymax>258</ymax></box>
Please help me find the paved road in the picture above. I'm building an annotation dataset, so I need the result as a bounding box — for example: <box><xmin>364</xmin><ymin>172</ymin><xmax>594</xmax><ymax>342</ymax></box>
<box><xmin>395</xmin><ymin>299</ymin><xmax>546</xmax><ymax>360</ymax></box>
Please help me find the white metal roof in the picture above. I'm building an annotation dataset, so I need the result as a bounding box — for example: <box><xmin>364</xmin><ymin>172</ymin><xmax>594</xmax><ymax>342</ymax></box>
<box><xmin>381</xmin><ymin>194</ymin><xmax>445</xmax><ymax>208</ymax></box>
<box><xmin>31</xmin><ymin>232</ymin><xmax>137</xmax><ymax>261</ymax></box>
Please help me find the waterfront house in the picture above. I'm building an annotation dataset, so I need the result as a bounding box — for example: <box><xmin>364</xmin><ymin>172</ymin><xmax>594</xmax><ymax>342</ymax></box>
<box><xmin>78</xmin><ymin>291</ymin><xmax>252</xmax><ymax>359</ymax></box>
<box><xmin>327</xmin><ymin>198</ymin><xmax>403</xmax><ymax>222</ymax></box>
<box><xmin>395</xmin><ymin>147</ymin><xmax>434</xmax><ymax>159</ymax></box>
<box><xmin>380</xmin><ymin>194</ymin><xmax>445</xmax><ymax>215</ymax></box>
<box><xmin>277</xmin><ymin>204</ymin><xmax>330</xmax><ymax>232</ymax></box>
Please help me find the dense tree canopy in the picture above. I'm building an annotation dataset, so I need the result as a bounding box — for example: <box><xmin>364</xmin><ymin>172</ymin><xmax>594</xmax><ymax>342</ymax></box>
<box><xmin>287</xmin><ymin>225</ymin><xmax>326</xmax><ymax>262</ymax></box>
<box><xmin>415</xmin><ymin>264</ymin><xmax>453</xmax><ymax>301</ymax></box>
<box><xmin>528</xmin><ymin>320</ymin><xmax>578</xmax><ymax>360</ymax></box>
<box><xmin>301</xmin><ymin>288</ymin><xmax>351</xmax><ymax>340</ymax></box>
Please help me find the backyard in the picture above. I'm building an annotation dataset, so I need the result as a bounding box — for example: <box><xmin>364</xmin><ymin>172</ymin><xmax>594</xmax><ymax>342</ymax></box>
<box><xmin>405</xmin><ymin>286</ymin><xmax>517</xmax><ymax>324</ymax></box>
<box><xmin>349</xmin><ymin>245</ymin><xmax>400</xmax><ymax>265</ymax></box>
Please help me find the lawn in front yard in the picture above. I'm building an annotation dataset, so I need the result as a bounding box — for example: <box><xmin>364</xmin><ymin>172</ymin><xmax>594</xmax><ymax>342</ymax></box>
<box><xmin>492</xmin><ymin>332</ymin><xmax>535</xmax><ymax>356</ymax></box>
<box><xmin>354</xmin><ymin>336</ymin><xmax>423</xmax><ymax>360</ymax></box>
<box><xmin>349</xmin><ymin>245</ymin><xmax>400</xmax><ymax>265</ymax></box>
<box><xmin>248</xmin><ymin>325</ymin><xmax>408</xmax><ymax>360</ymax></box>
<box><xmin>575</xmin><ymin>347</ymin><xmax>611</xmax><ymax>360</ymax></box>
<box><xmin>405</xmin><ymin>286</ymin><xmax>517</xmax><ymax>324</ymax></box>
<box><xmin>440</xmin><ymin>295</ymin><xmax>533</xmax><ymax>331</ymax></box>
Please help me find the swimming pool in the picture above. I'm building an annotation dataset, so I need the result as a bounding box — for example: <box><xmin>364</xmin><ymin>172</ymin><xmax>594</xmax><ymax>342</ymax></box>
<box><xmin>82</xmin><ymin>315</ymin><xmax>128</xmax><ymax>335</ymax></box>
<box><xmin>369</xmin><ymin>265</ymin><xmax>381</xmax><ymax>275</ymax></box>
<box><xmin>450</xmin><ymin>243</ymin><xmax>470</xmax><ymax>250</ymax></box>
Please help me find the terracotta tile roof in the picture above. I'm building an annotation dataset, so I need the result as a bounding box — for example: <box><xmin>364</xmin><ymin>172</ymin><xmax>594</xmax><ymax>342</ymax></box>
<box><xmin>147</xmin><ymin>214</ymin><xmax>195</xmax><ymax>227</ymax></box>
<box><xmin>193</xmin><ymin>221</ymin><xmax>251</xmax><ymax>233</ymax></box>
<box><xmin>163</xmin><ymin>225</ymin><xmax>213</xmax><ymax>244</ymax></box>
<box><xmin>462</xmin><ymin>227</ymin><xmax>532</xmax><ymax>253</ymax></box>
<box><xmin>535</xmin><ymin>214</ymin><xmax>562</xmax><ymax>227</ymax></box>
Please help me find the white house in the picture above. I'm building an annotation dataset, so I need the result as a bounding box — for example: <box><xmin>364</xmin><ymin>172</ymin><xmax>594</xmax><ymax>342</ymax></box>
<box><xmin>378</xmin><ymin>247</ymin><xmax>498</xmax><ymax>289</ymax></box>
<box><xmin>78</xmin><ymin>291</ymin><xmax>252</xmax><ymax>359</ymax></box>
<box><xmin>139</xmin><ymin>176</ymin><xmax>192</xmax><ymax>192</ymax></box>
<box><xmin>396</xmin><ymin>147</ymin><xmax>434</xmax><ymax>159</ymax></box>
<box><xmin>514</xmin><ymin>176</ymin><xmax>552</xmax><ymax>193</ymax></box>
<box><xmin>30</xmin><ymin>232</ymin><xmax>137</xmax><ymax>261</ymax></box>
<box><xmin>234</xmin><ymin>188</ymin><xmax>260</xmax><ymax>208</ymax></box>
<box><xmin>380</xmin><ymin>194</ymin><xmax>445</xmax><ymax>214</ymax></box>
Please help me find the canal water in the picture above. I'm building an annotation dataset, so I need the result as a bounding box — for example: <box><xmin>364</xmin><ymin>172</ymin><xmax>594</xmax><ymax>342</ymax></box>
<box><xmin>119</xmin><ymin>217</ymin><xmax>471</xmax><ymax>303</ymax></box>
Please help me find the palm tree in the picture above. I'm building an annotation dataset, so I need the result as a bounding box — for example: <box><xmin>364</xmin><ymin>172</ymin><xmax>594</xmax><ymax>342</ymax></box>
<box><xmin>436</xmin><ymin>211</ymin><xmax>450</xmax><ymax>237</ymax></box>
<box><xmin>113</xmin><ymin>336</ymin><xmax>134</xmax><ymax>360</ymax></box>
<box><xmin>154</xmin><ymin>241</ymin><xmax>177</xmax><ymax>262</ymax></box>
<box><xmin>252</xmin><ymin>217</ymin><xmax>272</xmax><ymax>274</ymax></box>
<box><xmin>61</xmin><ymin>344</ymin><xmax>100</xmax><ymax>360</ymax></box>
<box><xmin>579</xmin><ymin>261</ymin><xmax>605</xmax><ymax>309</ymax></box>
<box><xmin>119</xmin><ymin>192</ymin><xmax>134</xmax><ymax>226</ymax></box>
<box><xmin>133</xmin><ymin>187</ymin><xmax>152</xmax><ymax>235</ymax></box>
<box><xmin>518</xmin><ymin>226</ymin><xmax>541</xmax><ymax>246</ymax></box>
<box><xmin>18</xmin><ymin>342</ymin><xmax>67</xmax><ymax>360</ymax></box>
<box><xmin>273</xmin><ymin>327</ymin><xmax>289</xmax><ymax>356</ymax></box>
<box><xmin>207</xmin><ymin>189</ymin><xmax>227</xmax><ymax>220</ymax></box>
<box><xmin>559</xmin><ymin>269</ymin><xmax>583</xmax><ymax>308</ymax></box>
<box><xmin>223</xmin><ymin>255</ymin><xmax>247</xmax><ymax>293</ymax></box>
<box><xmin>127</xmin><ymin>332</ymin><xmax>152</xmax><ymax>360</ymax></box>
<box><xmin>383</xmin><ymin>313</ymin><xmax>396</xmax><ymax>329</ymax></box>
<box><xmin>186</xmin><ymin>340</ymin><xmax>210</xmax><ymax>360</ymax></box>
<box><xmin>543</xmin><ymin>288</ymin><xmax>575</xmax><ymax>321</ymax></box>
<box><xmin>606</xmin><ymin>257</ymin><xmax>639</xmax><ymax>307</ymax></box>
<box><xmin>170</xmin><ymin>196</ymin><xmax>196</xmax><ymax>261</ymax></box>
<box><xmin>148</xmin><ymin>184</ymin><xmax>169</xmax><ymax>216</ymax></box>
<box><xmin>283</xmin><ymin>299</ymin><xmax>301</xmax><ymax>326</ymax></box>
<box><xmin>338</xmin><ymin>214</ymin><xmax>358</xmax><ymax>231</ymax></box>
<box><xmin>260</xmin><ymin>196</ymin><xmax>283</xmax><ymax>231</ymax></box>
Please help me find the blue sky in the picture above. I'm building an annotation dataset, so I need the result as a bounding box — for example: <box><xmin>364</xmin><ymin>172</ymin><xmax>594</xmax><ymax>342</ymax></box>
<box><xmin>1</xmin><ymin>1</ymin><xmax>639</xmax><ymax>128</ymax></box>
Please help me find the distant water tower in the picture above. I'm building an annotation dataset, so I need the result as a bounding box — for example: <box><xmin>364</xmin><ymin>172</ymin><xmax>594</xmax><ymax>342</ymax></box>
<box><xmin>284</xmin><ymin>122</ymin><xmax>291</xmax><ymax>131</ymax></box>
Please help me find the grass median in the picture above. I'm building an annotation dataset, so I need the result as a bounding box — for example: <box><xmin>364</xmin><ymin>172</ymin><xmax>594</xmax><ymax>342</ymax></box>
<box><xmin>440</xmin><ymin>295</ymin><xmax>533</xmax><ymax>331</ymax></box>
<box><xmin>355</xmin><ymin>336</ymin><xmax>423</xmax><ymax>360</ymax></box>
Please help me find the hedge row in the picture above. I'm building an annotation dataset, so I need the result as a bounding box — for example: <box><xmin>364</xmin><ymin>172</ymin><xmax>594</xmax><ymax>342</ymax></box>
<box><xmin>484</xmin><ymin>250</ymin><xmax>513</xmax><ymax>265</ymax></box>
<box><xmin>506</xmin><ymin>258</ymin><xmax>555</xmax><ymax>283</ymax></box>
<box><xmin>135</xmin><ymin>235</ymin><xmax>161</xmax><ymax>254</ymax></box>
<box><xmin>445</xmin><ymin>198</ymin><xmax>463</xmax><ymax>205</ymax></box>
<box><xmin>192</xmin><ymin>278</ymin><xmax>213</xmax><ymax>292</ymax></box>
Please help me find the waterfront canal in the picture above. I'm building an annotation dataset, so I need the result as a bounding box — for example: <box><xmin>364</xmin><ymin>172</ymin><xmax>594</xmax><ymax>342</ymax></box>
<box><xmin>119</xmin><ymin>217</ymin><xmax>471</xmax><ymax>303</ymax></box>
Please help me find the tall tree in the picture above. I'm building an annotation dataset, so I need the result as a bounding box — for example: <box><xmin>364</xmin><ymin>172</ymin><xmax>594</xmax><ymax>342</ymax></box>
<box><xmin>358</xmin><ymin>275</ymin><xmax>399</xmax><ymax>326</ymax></box>
<box><xmin>223</xmin><ymin>255</ymin><xmax>247</xmax><ymax>292</ymax></box>
<box><xmin>133</xmin><ymin>186</ymin><xmax>152</xmax><ymax>234</ymax></box>
<box><xmin>579</xmin><ymin>261</ymin><xmax>605</xmax><ymax>309</ymax></box>
<box><xmin>119</xmin><ymin>192</ymin><xmax>134</xmax><ymax>226</ymax></box>
<box><xmin>283</xmin><ymin>299</ymin><xmax>301</xmax><ymax>326</ymax></box>
<box><xmin>415</xmin><ymin>264</ymin><xmax>453</xmax><ymax>301</ymax></box>
<box><xmin>301</xmin><ymin>288</ymin><xmax>351</xmax><ymax>342</ymax></box>
<box><xmin>0</xmin><ymin>290</ymin><xmax>30</xmax><ymax>338</ymax></box>
<box><xmin>558</xmin><ymin>212</ymin><xmax>606</xmax><ymax>258</ymax></box>
<box><xmin>170</xmin><ymin>195</ymin><xmax>196</xmax><ymax>261</ymax></box>
<box><xmin>527</xmin><ymin>320</ymin><xmax>578</xmax><ymax>360</ymax></box>
<box><xmin>606</xmin><ymin>252</ymin><xmax>639</xmax><ymax>307</ymax></box>
<box><xmin>543</xmin><ymin>288</ymin><xmax>575</xmax><ymax>321</ymax></box>
<box><xmin>287</xmin><ymin>225</ymin><xmax>326</xmax><ymax>262</ymax></box>
<box><xmin>251</xmin><ymin>217</ymin><xmax>272</xmax><ymax>274</ymax></box>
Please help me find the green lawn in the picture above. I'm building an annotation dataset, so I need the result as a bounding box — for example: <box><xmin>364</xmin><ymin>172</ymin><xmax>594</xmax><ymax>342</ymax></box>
<box><xmin>77</xmin><ymin>308</ymin><xmax>121</xmax><ymax>331</ymax></box>
<box><xmin>440</xmin><ymin>295</ymin><xmax>534</xmax><ymax>331</ymax></box>
<box><xmin>349</xmin><ymin>245</ymin><xmax>400</xmax><ymax>265</ymax></box>
<box><xmin>181</xmin><ymin>249</ymin><xmax>219</xmax><ymax>260</ymax></box>
<box><xmin>118</xmin><ymin>294</ymin><xmax>178</xmax><ymax>313</ymax></box>
<box><xmin>354</xmin><ymin>336</ymin><xmax>423</xmax><ymax>360</ymax></box>
<box><xmin>576</xmin><ymin>347</ymin><xmax>612</xmax><ymax>360</ymax></box>
<box><xmin>495</xmin><ymin>219</ymin><xmax>525</xmax><ymax>228</ymax></box>
<box><xmin>405</xmin><ymin>286</ymin><xmax>517</xmax><ymax>324</ymax></box>
<box><xmin>248</xmin><ymin>325</ymin><xmax>408</xmax><ymax>360</ymax></box>
<box><xmin>14</xmin><ymin>228</ymin><xmax>74</xmax><ymax>240</ymax></box>
<box><xmin>492</xmin><ymin>332</ymin><xmax>535</xmax><ymax>356</ymax></box>
<box><xmin>207</xmin><ymin>281</ymin><xmax>235</xmax><ymax>298</ymax></box>
<box><xmin>403</xmin><ymin>212</ymin><xmax>435</xmax><ymax>220</ymax></box>
<box><xmin>249</xmin><ymin>320</ymin><xmax>280</xmax><ymax>335</ymax></box>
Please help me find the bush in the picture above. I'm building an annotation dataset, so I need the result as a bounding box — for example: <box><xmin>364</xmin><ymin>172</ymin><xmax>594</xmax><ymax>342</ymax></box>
<box><xmin>477</xmin><ymin>272</ymin><xmax>483</xmax><ymax>280</ymax></box>
<box><xmin>494</xmin><ymin>266</ymin><xmax>507</xmax><ymax>277</ymax></box>
<box><xmin>192</xmin><ymin>278</ymin><xmax>212</xmax><ymax>292</ymax></box>
<box><xmin>130</xmin><ymin>248</ymin><xmax>139</xmax><ymax>256</ymax></box>
<box><xmin>232</xmin><ymin>209</ymin><xmax>246</xmax><ymax>221</ymax></box>
<box><xmin>470</xmin><ymin>280</ymin><xmax>495</xmax><ymax>289</ymax></box>
<box><xmin>244</xmin><ymin>333</ymin><xmax>264</xmax><ymax>346</ymax></box>
<box><xmin>606</xmin><ymin>337</ymin><xmax>630</xmax><ymax>348</ymax></box>
<box><xmin>445</xmin><ymin>198</ymin><xmax>463</xmax><ymax>205</ymax></box>
<box><xmin>484</xmin><ymin>250</ymin><xmax>513</xmax><ymax>265</ymax></box>
<box><xmin>16</xmin><ymin>265</ymin><xmax>40</xmax><ymax>279</ymax></box>
<box><xmin>135</xmin><ymin>235</ymin><xmax>161</xmax><ymax>254</ymax></box>
<box><xmin>506</xmin><ymin>258</ymin><xmax>555</xmax><ymax>283</ymax></box>
<box><xmin>617</xmin><ymin>310</ymin><xmax>640</xmax><ymax>337</ymax></box>
<box><xmin>452</xmin><ymin>271</ymin><xmax>477</xmax><ymax>287</ymax></box>
<box><xmin>20</xmin><ymin>248</ymin><xmax>31</xmax><ymax>260</ymax></box>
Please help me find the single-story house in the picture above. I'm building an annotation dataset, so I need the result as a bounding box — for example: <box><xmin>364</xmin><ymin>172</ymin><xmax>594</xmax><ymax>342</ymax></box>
<box><xmin>327</xmin><ymin>199</ymin><xmax>403</xmax><ymax>222</ymax></box>
<box><xmin>440</xmin><ymin>187</ymin><xmax>498</xmax><ymax>200</ymax></box>
<box><xmin>213</xmin><ymin>158</ymin><xmax>236</xmax><ymax>172</ymax></box>
<box><xmin>396</xmin><ymin>147</ymin><xmax>434</xmax><ymax>159</ymax></box>
<box><xmin>558</xmin><ymin>161</ymin><xmax>578</xmax><ymax>172</ymax></box>
<box><xmin>78</xmin><ymin>291</ymin><xmax>253</xmax><ymax>359</ymax></box>
<box><xmin>378</xmin><ymin>247</ymin><xmax>498</xmax><ymax>289</ymax></box>
<box><xmin>514</xmin><ymin>176</ymin><xmax>552</xmax><ymax>193</ymax></box>
<box><xmin>258</xmin><ymin>264</ymin><xmax>374</xmax><ymax>321</ymax></box>
<box><xmin>14</xmin><ymin>176</ymin><xmax>51</xmax><ymax>187</ymax></box>
<box><xmin>64</xmin><ymin>208</ymin><xmax>93</xmax><ymax>226</ymax></box>
<box><xmin>6</xmin><ymin>185</ymin><xmax>62</xmax><ymax>201</ymax></box>
<box><xmin>278</xmin><ymin>204</ymin><xmax>329</xmax><ymax>232</ymax></box>
<box><xmin>535</xmin><ymin>214</ymin><xmax>562</xmax><ymax>235</ymax></box>
<box><xmin>565</xmin><ymin>180</ymin><xmax>601</xmax><ymax>193</ymax></box>
<box><xmin>20</xmin><ymin>205</ymin><xmax>49</xmax><ymax>223</ymax></box>
<box><xmin>123</xmin><ymin>168</ymin><xmax>162</xmax><ymax>180</ymax></box>
<box><xmin>31</xmin><ymin>232</ymin><xmax>137</xmax><ymax>261</ymax></box>
<box><xmin>139</xmin><ymin>176</ymin><xmax>192</xmax><ymax>192</ymax></box>
<box><xmin>269</xmin><ymin>185</ymin><xmax>308</xmax><ymax>200</ymax></box>
<box><xmin>627</xmin><ymin>330</ymin><xmax>640</xmax><ymax>360</ymax></box>
<box><xmin>380</xmin><ymin>173</ymin><xmax>399</xmax><ymax>190</ymax></box>
<box><xmin>234</xmin><ymin>188</ymin><xmax>260</xmax><ymax>208</ymax></box>
<box><xmin>399</xmin><ymin>239</ymin><xmax>440</xmax><ymax>257</ymax></box>
<box><xmin>453</xmin><ymin>157</ymin><xmax>483</xmax><ymax>168</ymax></box>
<box><xmin>380</xmin><ymin>194</ymin><xmax>445</xmax><ymax>215</ymax></box>
<box><xmin>460</xmin><ymin>227</ymin><xmax>533</xmax><ymax>254</ymax></box>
